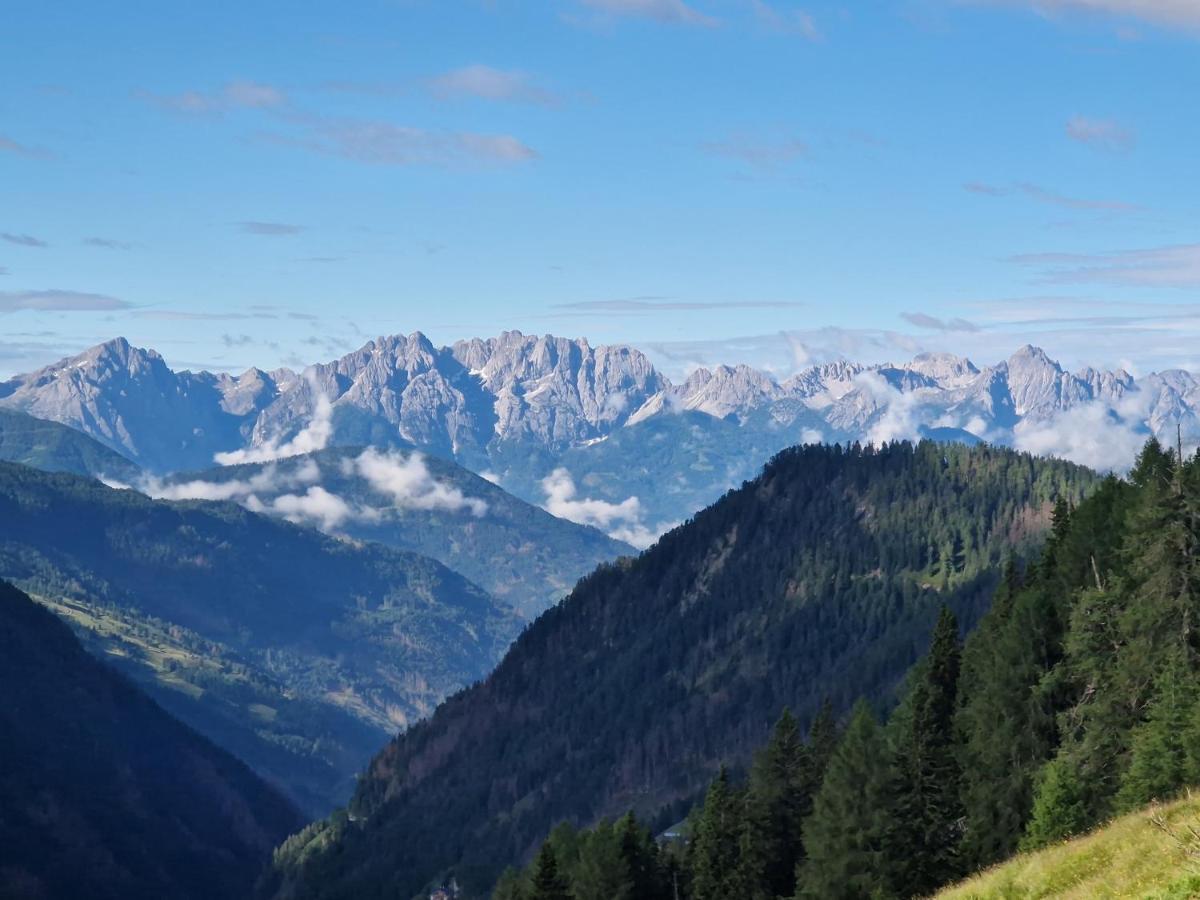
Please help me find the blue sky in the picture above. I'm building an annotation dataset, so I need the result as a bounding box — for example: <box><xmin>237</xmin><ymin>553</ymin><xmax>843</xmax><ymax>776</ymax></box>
<box><xmin>2</xmin><ymin>0</ymin><xmax>1198</xmax><ymax>379</ymax></box>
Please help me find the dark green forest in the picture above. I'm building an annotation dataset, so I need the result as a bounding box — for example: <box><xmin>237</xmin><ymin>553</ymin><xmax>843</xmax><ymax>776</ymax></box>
<box><xmin>0</xmin><ymin>580</ymin><xmax>302</xmax><ymax>900</ymax></box>
<box><xmin>0</xmin><ymin>461</ymin><xmax>519</xmax><ymax>815</ymax></box>
<box><xmin>497</xmin><ymin>437</ymin><xmax>1200</xmax><ymax>899</ymax></box>
<box><xmin>265</xmin><ymin>441</ymin><xmax>1092</xmax><ymax>899</ymax></box>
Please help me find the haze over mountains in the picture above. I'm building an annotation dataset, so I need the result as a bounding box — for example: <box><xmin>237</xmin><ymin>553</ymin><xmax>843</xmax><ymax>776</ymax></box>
<box><xmin>1</xmin><ymin>332</ymin><xmax>1192</xmax><ymax>547</ymax></box>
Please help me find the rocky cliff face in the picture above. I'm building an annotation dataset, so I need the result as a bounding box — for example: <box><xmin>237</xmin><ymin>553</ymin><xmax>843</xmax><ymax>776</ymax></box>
<box><xmin>2</xmin><ymin>331</ymin><xmax>1188</xmax><ymax>541</ymax></box>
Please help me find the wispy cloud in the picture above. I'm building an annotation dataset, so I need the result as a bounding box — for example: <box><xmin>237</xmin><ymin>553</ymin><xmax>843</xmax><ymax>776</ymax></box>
<box><xmin>132</xmin><ymin>309</ymin><xmax>278</xmax><ymax>321</ymax></box>
<box><xmin>702</xmin><ymin>133</ymin><xmax>809</xmax><ymax>169</ymax></box>
<box><xmin>1066</xmin><ymin>115</ymin><xmax>1134</xmax><ymax>151</ymax></box>
<box><xmin>268</xmin><ymin>116</ymin><xmax>538</xmax><ymax>167</ymax></box>
<box><xmin>554</xmin><ymin>298</ymin><xmax>803</xmax><ymax>312</ymax></box>
<box><xmin>901</xmin><ymin>312</ymin><xmax>980</xmax><ymax>332</ymax></box>
<box><xmin>84</xmin><ymin>237</ymin><xmax>135</xmax><ymax>250</ymax></box>
<box><xmin>963</xmin><ymin>181</ymin><xmax>1141</xmax><ymax>213</ymax></box>
<box><xmin>578</xmin><ymin>0</ymin><xmax>718</xmax><ymax>26</ymax></box>
<box><xmin>428</xmin><ymin>64</ymin><xmax>559</xmax><ymax>105</ymax></box>
<box><xmin>0</xmin><ymin>289</ymin><xmax>130</xmax><ymax>313</ymax></box>
<box><xmin>971</xmin><ymin>0</ymin><xmax>1200</xmax><ymax>31</ymax></box>
<box><xmin>140</xmin><ymin>80</ymin><xmax>288</xmax><ymax>114</ymax></box>
<box><xmin>541</xmin><ymin>467</ymin><xmax>657</xmax><ymax>547</ymax></box>
<box><xmin>1010</xmin><ymin>242</ymin><xmax>1200</xmax><ymax>288</ymax></box>
<box><xmin>0</xmin><ymin>135</ymin><xmax>51</xmax><ymax>160</ymax></box>
<box><xmin>1</xmin><ymin>233</ymin><xmax>48</xmax><ymax>248</ymax></box>
<box><xmin>236</xmin><ymin>221</ymin><xmax>305</xmax><ymax>236</ymax></box>
<box><xmin>751</xmin><ymin>0</ymin><xmax>821</xmax><ymax>39</ymax></box>
<box><xmin>214</xmin><ymin>387</ymin><xmax>334</xmax><ymax>465</ymax></box>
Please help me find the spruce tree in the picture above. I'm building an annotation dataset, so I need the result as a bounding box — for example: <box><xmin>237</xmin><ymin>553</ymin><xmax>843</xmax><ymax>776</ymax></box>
<box><xmin>615</xmin><ymin>813</ymin><xmax>661</xmax><ymax>900</ymax></box>
<box><xmin>691</xmin><ymin>767</ymin><xmax>745</xmax><ymax>900</ymax></box>
<box><xmin>1021</xmin><ymin>757</ymin><xmax>1089</xmax><ymax>849</ymax></box>
<box><xmin>529</xmin><ymin>842</ymin><xmax>572</xmax><ymax>900</ymax></box>
<box><xmin>742</xmin><ymin>708</ymin><xmax>810</xmax><ymax>898</ymax></box>
<box><xmin>890</xmin><ymin>607</ymin><xmax>964</xmax><ymax>897</ymax></box>
<box><xmin>1116</xmin><ymin>655</ymin><xmax>1198</xmax><ymax>811</ymax></box>
<box><xmin>797</xmin><ymin>701</ymin><xmax>898</xmax><ymax>899</ymax></box>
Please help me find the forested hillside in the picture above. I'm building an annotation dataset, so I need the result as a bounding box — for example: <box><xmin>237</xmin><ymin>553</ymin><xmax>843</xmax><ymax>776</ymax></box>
<box><xmin>164</xmin><ymin>447</ymin><xmax>631</xmax><ymax>618</ymax></box>
<box><xmin>266</xmin><ymin>441</ymin><xmax>1092</xmax><ymax>898</ymax></box>
<box><xmin>0</xmin><ymin>580</ymin><xmax>303</xmax><ymax>900</ymax></box>
<box><xmin>0</xmin><ymin>409</ymin><xmax>141</xmax><ymax>481</ymax></box>
<box><xmin>0</xmin><ymin>461</ymin><xmax>519</xmax><ymax>815</ymax></box>
<box><xmin>496</xmin><ymin>437</ymin><xmax>1200</xmax><ymax>900</ymax></box>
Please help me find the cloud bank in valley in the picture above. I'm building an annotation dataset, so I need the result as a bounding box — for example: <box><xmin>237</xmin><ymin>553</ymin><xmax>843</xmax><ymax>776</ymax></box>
<box><xmin>541</xmin><ymin>467</ymin><xmax>658</xmax><ymax>548</ymax></box>
<box><xmin>348</xmin><ymin>448</ymin><xmax>488</xmax><ymax>517</ymax></box>
<box><xmin>214</xmin><ymin>390</ymin><xmax>334</xmax><ymax>465</ymax></box>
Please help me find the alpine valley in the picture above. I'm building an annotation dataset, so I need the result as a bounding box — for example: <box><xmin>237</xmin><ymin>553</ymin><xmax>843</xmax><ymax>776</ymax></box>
<box><xmin>5</xmin><ymin>332</ymin><xmax>1200</xmax><ymax>900</ymax></box>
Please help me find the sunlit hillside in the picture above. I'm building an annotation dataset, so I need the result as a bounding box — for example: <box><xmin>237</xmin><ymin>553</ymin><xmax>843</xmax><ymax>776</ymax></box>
<box><xmin>937</xmin><ymin>793</ymin><xmax>1200</xmax><ymax>900</ymax></box>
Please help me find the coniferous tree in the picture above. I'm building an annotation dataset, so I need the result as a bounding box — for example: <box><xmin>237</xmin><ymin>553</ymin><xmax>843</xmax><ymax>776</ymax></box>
<box><xmin>1116</xmin><ymin>656</ymin><xmax>1199</xmax><ymax>811</ymax></box>
<box><xmin>494</xmin><ymin>867</ymin><xmax>528</xmax><ymax>900</ymax></box>
<box><xmin>1021</xmin><ymin>757</ymin><xmax>1089</xmax><ymax>849</ymax></box>
<box><xmin>742</xmin><ymin>708</ymin><xmax>810</xmax><ymax>898</ymax></box>
<box><xmin>691</xmin><ymin>767</ymin><xmax>745</xmax><ymax>900</ymax></box>
<box><xmin>529</xmin><ymin>843</ymin><xmax>571</xmax><ymax>900</ymax></box>
<box><xmin>615</xmin><ymin>813</ymin><xmax>662</xmax><ymax>900</ymax></box>
<box><xmin>798</xmin><ymin>701</ymin><xmax>898</xmax><ymax>900</ymax></box>
<box><xmin>890</xmin><ymin>607</ymin><xmax>964</xmax><ymax>897</ymax></box>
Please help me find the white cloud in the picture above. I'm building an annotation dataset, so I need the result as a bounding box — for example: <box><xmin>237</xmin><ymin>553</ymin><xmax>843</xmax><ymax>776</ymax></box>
<box><xmin>541</xmin><ymin>467</ymin><xmax>657</xmax><ymax>548</ymax></box>
<box><xmin>1013</xmin><ymin>400</ymin><xmax>1149</xmax><ymax>472</ymax></box>
<box><xmin>214</xmin><ymin>389</ymin><xmax>334</xmax><ymax>465</ymax></box>
<box><xmin>428</xmin><ymin>65</ymin><xmax>558</xmax><ymax>105</ymax></box>
<box><xmin>0</xmin><ymin>290</ymin><xmax>130</xmax><ymax>313</ymax></box>
<box><xmin>275</xmin><ymin>117</ymin><xmax>538</xmax><ymax>167</ymax></box>
<box><xmin>1066</xmin><ymin>116</ymin><xmax>1135</xmax><ymax>151</ymax></box>
<box><xmin>247</xmin><ymin>485</ymin><xmax>355</xmax><ymax>530</ymax></box>
<box><xmin>751</xmin><ymin>0</ymin><xmax>821</xmax><ymax>39</ymax></box>
<box><xmin>351</xmin><ymin>448</ymin><xmax>488</xmax><ymax>516</ymax></box>
<box><xmin>1012</xmin><ymin>243</ymin><xmax>1200</xmax><ymax>288</ymax></box>
<box><xmin>800</xmin><ymin>427</ymin><xmax>824</xmax><ymax>444</ymax></box>
<box><xmin>855</xmin><ymin>371</ymin><xmax>927</xmax><ymax>445</ymax></box>
<box><xmin>976</xmin><ymin>0</ymin><xmax>1200</xmax><ymax>30</ymax></box>
<box><xmin>701</xmin><ymin>133</ymin><xmax>809</xmax><ymax>169</ymax></box>
<box><xmin>579</xmin><ymin>0</ymin><xmax>717</xmax><ymax>26</ymax></box>
<box><xmin>141</xmin><ymin>459</ymin><xmax>321</xmax><ymax>502</ymax></box>
<box><xmin>141</xmin><ymin>80</ymin><xmax>287</xmax><ymax>114</ymax></box>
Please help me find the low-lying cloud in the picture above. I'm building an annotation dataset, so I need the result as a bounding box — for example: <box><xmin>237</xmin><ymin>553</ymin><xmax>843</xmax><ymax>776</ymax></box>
<box><xmin>1013</xmin><ymin>400</ymin><xmax>1150</xmax><ymax>472</ymax></box>
<box><xmin>350</xmin><ymin>448</ymin><xmax>488</xmax><ymax>516</ymax></box>
<box><xmin>214</xmin><ymin>389</ymin><xmax>334</xmax><ymax>465</ymax></box>
<box><xmin>541</xmin><ymin>467</ymin><xmax>657</xmax><ymax>547</ymax></box>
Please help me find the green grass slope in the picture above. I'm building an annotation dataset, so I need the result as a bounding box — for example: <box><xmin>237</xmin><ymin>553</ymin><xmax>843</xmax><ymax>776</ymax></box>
<box><xmin>937</xmin><ymin>792</ymin><xmax>1200</xmax><ymax>900</ymax></box>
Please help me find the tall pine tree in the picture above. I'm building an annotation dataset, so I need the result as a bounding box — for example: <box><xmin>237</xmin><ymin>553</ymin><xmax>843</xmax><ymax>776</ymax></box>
<box><xmin>890</xmin><ymin>607</ymin><xmax>964</xmax><ymax>897</ymax></box>
<box><xmin>797</xmin><ymin>701</ymin><xmax>898</xmax><ymax>900</ymax></box>
<box><xmin>690</xmin><ymin>767</ymin><xmax>745</xmax><ymax>900</ymax></box>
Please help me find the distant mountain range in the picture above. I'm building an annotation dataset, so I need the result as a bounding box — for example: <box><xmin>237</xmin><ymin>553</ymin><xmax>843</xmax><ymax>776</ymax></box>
<box><xmin>0</xmin><ymin>580</ymin><xmax>302</xmax><ymax>900</ymax></box>
<box><xmin>1</xmin><ymin>333</ymin><xmax>1190</xmax><ymax>544</ymax></box>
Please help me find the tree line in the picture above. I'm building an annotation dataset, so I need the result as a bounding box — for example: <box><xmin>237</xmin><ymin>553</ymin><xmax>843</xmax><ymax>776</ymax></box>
<box><xmin>499</xmin><ymin>437</ymin><xmax>1200</xmax><ymax>899</ymax></box>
